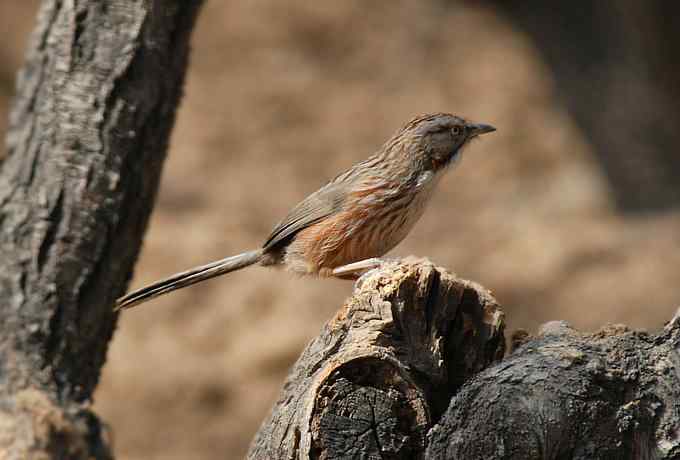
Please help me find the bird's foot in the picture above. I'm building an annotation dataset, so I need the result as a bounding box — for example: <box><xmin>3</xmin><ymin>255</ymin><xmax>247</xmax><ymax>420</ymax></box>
<box><xmin>331</xmin><ymin>257</ymin><xmax>385</xmax><ymax>280</ymax></box>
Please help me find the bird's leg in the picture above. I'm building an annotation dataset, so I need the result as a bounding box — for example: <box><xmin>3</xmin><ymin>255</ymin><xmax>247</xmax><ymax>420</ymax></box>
<box><xmin>331</xmin><ymin>258</ymin><xmax>385</xmax><ymax>279</ymax></box>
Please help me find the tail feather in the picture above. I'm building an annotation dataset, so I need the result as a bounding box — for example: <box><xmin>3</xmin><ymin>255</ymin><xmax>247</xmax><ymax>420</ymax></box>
<box><xmin>115</xmin><ymin>249</ymin><xmax>264</xmax><ymax>311</ymax></box>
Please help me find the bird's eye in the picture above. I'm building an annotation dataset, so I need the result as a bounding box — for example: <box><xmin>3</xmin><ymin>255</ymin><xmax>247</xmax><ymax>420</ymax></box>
<box><xmin>451</xmin><ymin>126</ymin><xmax>462</xmax><ymax>136</ymax></box>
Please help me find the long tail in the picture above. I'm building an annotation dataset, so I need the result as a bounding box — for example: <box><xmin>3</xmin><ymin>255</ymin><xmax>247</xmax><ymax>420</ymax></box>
<box><xmin>115</xmin><ymin>249</ymin><xmax>264</xmax><ymax>311</ymax></box>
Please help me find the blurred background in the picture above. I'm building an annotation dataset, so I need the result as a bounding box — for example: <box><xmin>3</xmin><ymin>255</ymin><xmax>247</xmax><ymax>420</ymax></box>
<box><xmin>2</xmin><ymin>1</ymin><xmax>679</xmax><ymax>458</ymax></box>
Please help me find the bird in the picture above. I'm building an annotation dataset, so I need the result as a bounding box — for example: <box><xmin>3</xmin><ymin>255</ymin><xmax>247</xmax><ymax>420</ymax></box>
<box><xmin>115</xmin><ymin>113</ymin><xmax>495</xmax><ymax>311</ymax></box>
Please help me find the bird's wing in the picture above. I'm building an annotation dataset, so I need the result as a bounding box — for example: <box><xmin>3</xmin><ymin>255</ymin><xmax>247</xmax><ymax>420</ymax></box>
<box><xmin>263</xmin><ymin>182</ymin><xmax>346</xmax><ymax>251</ymax></box>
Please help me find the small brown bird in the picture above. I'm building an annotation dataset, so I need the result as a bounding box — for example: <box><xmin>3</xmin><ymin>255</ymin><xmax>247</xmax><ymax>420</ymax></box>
<box><xmin>115</xmin><ymin>113</ymin><xmax>495</xmax><ymax>310</ymax></box>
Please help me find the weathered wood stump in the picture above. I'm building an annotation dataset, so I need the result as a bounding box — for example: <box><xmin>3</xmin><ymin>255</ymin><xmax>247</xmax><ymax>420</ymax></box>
<box><xmin>248</xmin><ymin>258</ymin><xmax>506</xmax><ymax>459</ymax></box>
<box><xmin>249</xmin><ymin>259</ymin><xmax>680</xmax><ymax>460</ymax></box>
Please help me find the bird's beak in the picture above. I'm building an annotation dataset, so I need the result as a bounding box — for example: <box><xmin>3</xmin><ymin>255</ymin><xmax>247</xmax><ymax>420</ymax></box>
<box><xmin>466</xmin><ymin>122</ymin><xmax>496</xmax><ymax>137</ymax></box>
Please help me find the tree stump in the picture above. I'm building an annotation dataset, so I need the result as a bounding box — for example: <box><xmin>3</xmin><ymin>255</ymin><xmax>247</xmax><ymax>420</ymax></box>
<box><xmin>248</xmin><ymin>258</ymin><xmax>506</xmax><ymax>459</ymax></box>
<box><xmin>250</xmin><ymin>259</ymin><xmax>680</xmax><ymax>460</ymax></box>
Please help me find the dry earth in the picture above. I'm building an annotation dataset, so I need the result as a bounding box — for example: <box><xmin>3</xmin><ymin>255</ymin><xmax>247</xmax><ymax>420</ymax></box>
<box><xmin>1</xmin><ymin>2</ymin><xmax>678</xmax><ymax>459</ymax></box>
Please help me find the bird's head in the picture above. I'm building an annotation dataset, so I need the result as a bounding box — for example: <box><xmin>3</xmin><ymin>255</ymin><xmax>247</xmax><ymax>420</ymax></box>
<box><xmin>395</xmin><ymin>113</ymin><xmax>495</xmax><ymax>171</ymax></box>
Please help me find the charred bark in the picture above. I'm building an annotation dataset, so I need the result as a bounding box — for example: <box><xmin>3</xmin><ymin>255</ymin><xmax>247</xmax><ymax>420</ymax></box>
<box><xmin>426</xmin><ymin>313</ymin><xmax>680</xmax><ymax>459</ymax></box>
<box><xmin>0</xmin><ymin>1</ymin><xmax>203</xmax><ymax>457</ymax></box>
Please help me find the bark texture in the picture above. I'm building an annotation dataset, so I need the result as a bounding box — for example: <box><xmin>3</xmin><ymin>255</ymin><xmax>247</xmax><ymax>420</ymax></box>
<box><xmin>0</xmin><ymin>1</ymin><xmax>203</xmax><ymax>457</ymax></box>
<box><xmin>248</xmin><ymin>258</ymin><xmax>506</xmax><ymax>459</ymax></box>
<box><xmin>426</xmin><ymin>313</ymin><xmax>680</xmax><ymax>460</ymax></box>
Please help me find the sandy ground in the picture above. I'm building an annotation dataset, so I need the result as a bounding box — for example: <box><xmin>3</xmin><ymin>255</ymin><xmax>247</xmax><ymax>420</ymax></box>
<box><xmin>1</xmin><ymin>2</ymin><xmax>679</xmax><ymax>459</ymax></box>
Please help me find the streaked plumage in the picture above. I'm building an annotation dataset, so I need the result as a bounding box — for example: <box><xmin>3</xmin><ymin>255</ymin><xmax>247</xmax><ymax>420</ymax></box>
<box><xmin>116</xmin><ymin>113</ymin><xmax>495</xmax><ymax>310</ymax></box>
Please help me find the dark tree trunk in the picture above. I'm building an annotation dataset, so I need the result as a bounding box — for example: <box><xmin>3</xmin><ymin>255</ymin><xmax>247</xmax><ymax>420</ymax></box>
<box><xmin>0</xmin><ymin>1</ymin><xmax>203</xmax><ymax>457</ymax></box>
<box><xmin>248</xmin><ymin>259</ymin><xmax>506</xmax><ymax>459</ymax></box>
<box><xmin>492</xmin><ymin>1</ymin><xmax>680</xmax><ymax>214</ymax></box>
